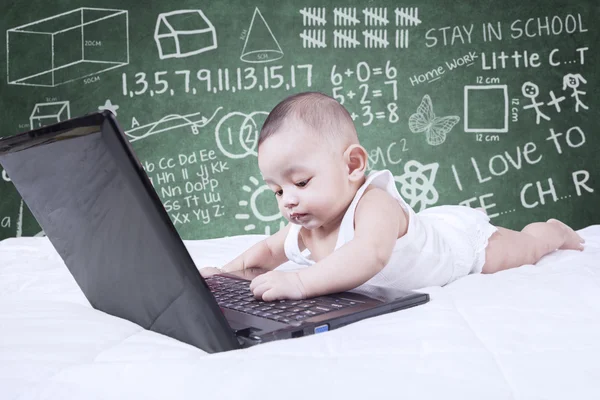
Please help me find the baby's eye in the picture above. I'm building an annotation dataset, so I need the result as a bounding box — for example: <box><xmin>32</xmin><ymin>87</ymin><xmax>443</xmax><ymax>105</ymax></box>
<box><xmin>275</xmin><ymin>189</ymin><xmax>283</xmax><ymax>197</ymax></box>
<box><xmin>296</xmin><ymin>179</ymin><xmax>310</xmax><ymax>187</ymax></box>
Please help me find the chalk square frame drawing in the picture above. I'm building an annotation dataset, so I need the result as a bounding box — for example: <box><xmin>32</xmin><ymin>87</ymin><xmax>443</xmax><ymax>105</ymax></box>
<box><xmin>6</xmin><ymin>7</ymin><xmax>129</xmax><ymax>87</ymax></box>
<box><xmin>463</xmin><ymin>84</ymin><xmax>509</xmax><ymax>133</ymax></box>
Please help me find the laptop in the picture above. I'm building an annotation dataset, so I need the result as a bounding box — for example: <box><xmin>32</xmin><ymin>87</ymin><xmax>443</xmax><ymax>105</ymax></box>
<box><xmin>0</xmin><ymin>111</ymin><xmax>429</xmax><ymax>353</ymax></box>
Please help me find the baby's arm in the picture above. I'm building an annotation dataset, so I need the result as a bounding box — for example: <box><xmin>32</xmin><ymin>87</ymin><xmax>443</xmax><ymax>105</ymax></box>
<box><xmin>298</xmin><ymin>188</ymin><xmax>406</xmax><ymax>297</ymax></box>
<box><xmin>250</xmin><ymin>188</ymin><xmax>406</xmax><ymax>300</ymax></box>
<box><xmin>200</xmin><ymin>223</ymin><xmax>292</xmax><ymax>277</ymax></box>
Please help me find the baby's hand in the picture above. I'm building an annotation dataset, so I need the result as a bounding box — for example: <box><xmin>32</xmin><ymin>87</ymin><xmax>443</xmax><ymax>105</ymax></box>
<box><xmin>249</xmin><ymin>270</ymin><xmax>307</xmax><ymax>302</ymax></box>
<box><xmin>199</xmin><ymin>266</ymin><xmax>222</xmax><ymax>278</ymax></box>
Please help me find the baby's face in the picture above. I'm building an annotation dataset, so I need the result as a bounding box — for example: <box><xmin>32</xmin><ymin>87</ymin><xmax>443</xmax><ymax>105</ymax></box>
<box><xmin>258</xmin><ymin>123</ymin><xmax>351</xmax><ymax>231</ymax></box>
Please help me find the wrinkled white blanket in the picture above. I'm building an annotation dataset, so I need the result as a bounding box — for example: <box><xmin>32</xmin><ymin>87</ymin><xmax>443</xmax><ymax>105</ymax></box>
<box><xmin>1</xmin><ymin>226</ymin><xmax>600</xmax><ymax>400</ymax></box>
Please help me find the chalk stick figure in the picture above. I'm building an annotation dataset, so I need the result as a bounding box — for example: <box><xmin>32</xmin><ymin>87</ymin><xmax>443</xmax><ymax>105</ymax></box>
<box><xmin>562</xmin><ymin>73</ymin><xmax>588</xmax><ymax>113</ymax></box>
<box><xmin>522</xmin><ymin>82</ymin><xmax>550</xmax><ymax>124</ymax></box>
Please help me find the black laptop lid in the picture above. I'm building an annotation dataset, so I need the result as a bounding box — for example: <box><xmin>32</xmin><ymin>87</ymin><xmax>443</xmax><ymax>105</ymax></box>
<box><xmin>0</xmin><ymin>112</ymin><xmax>239</xmax><ymax>353</ymax></box>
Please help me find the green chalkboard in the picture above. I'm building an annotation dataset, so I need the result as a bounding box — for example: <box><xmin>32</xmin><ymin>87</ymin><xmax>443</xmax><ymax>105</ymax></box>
<box><xmin>1</xmin><ymin>0</ymin><xmax>598</xmax><ymax>241</ymax></box>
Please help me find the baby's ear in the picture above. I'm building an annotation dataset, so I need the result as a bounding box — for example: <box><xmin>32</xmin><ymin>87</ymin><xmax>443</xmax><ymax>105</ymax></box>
<box><xmin>343</xmin><ymin>144</ymin><xmax>368</xmax><ymax>181</ymax></box>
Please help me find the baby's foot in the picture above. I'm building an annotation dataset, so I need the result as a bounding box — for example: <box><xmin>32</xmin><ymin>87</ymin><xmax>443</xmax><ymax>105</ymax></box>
<box><xmin>547</xmin><ymin>219</ymin><xmax>585</xmax><ymax>251</ymax></box>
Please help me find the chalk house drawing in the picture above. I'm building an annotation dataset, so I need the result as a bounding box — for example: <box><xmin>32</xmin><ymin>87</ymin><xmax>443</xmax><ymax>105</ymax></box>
<box><xmin>29</xmin><ymin>101</ymin><xmax>70</xmax><ymax>129</ymax></box>
<box><xmin>155</xmin><ymin>10</ymin><xmax>217</xmax><ymax>59</ymax></box>
<box><xmin>240</xmin><ymin>8</ymin><xmax>283</xmax><ymax>63</ymax></box>
<box><xmin>7</xmin><ymin>8</ymin><xmax>129</xmax><ymax>87</ymax></box>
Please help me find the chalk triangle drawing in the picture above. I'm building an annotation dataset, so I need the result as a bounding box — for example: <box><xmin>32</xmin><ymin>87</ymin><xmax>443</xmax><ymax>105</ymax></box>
<box><xmin>240</xmin><ymin>8</ymin><xmax>283</xmax><ymax>63</ymax></box>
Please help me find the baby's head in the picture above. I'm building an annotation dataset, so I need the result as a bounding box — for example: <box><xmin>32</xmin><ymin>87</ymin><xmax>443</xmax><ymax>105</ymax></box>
<box><xmin>258</xmin><ymin>92</ymin><xmax>368</xmax><ymax>231</ymax></box>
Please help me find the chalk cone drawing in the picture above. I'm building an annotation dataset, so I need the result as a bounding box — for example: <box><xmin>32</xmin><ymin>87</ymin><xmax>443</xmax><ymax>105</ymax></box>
<box><xmin>235</xmin><ymin>175</ymin><xmax>285</xmax><ymax>235</ymax></box>
<box><xmin>30</xmin><ymin>101</ymin><xmax>70</xmax><ymax>128</ymax></box>
<box><xmin>154</xmin><ymin>10</ymin><xmax>217</xmax><ymax>59</ymax></box>
<box><xmin>125</xmin><ymin>108</ymin><xmax>222</xmax><ymax>142</ymax></box>
<box><xmin>409</xmin><ymin>95</ymin><xmax>459</xmax><ymax>146</ymax></box>
<box><xmin>7</xmin><ymin>8</ymin><xmax>129</xmax><ymax>86</ymax></box>
<box><xmin>240</xmin><ymin>8</ymin><xmax>283</xmax><ymax>63</ymax></box>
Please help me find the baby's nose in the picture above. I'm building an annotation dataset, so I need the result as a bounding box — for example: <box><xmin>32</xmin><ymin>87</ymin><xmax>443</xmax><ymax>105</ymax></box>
<box><xmin>282</xmin><ymin>193</ymin><xmax>299</xmax><ymax>208</ymax></box>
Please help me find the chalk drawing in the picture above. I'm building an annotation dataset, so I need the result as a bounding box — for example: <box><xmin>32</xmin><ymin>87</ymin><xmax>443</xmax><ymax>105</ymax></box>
<box><xmin>155</xmin><ymin>10</ymin><xmax>217</xmax><ymax>59</ymax></box>
<box><xmin>409</xmin><ymin>94</ymin><xmax>460</xmax><ymax>145</ymax></box>
<box><xmin>240</xmin><ymin>8</ymin><xmax>283</xmax><ymax>63</ymax></box>
<box><xmin>7</xmin><ymin>8</ymin><xmax>129</xmax><ymax>86</ymax></box>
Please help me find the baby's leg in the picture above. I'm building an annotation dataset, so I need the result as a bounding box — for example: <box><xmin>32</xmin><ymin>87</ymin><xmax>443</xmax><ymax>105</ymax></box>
<box><xmin>482</xmin><ymin>219</ymin><xmax>584</xmax><ymax>274</ymax></box>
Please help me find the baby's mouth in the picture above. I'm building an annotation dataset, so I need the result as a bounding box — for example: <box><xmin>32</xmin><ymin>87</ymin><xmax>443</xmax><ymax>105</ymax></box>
<box><xmin>289</xmin><ymin>212</ymin><xmax>308</xmax><ymax>221</ymax></box>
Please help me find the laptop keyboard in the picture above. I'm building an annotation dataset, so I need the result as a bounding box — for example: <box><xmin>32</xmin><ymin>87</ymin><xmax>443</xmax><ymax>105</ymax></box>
<box><xmin>205</xmin><ymin>275</ymin><xmax>361</xmax><ymax>324</ymax></box>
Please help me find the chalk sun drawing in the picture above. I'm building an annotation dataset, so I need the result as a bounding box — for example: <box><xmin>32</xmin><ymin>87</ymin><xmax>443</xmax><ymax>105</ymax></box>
<box><xmin>235</xmin><ymin>176</ymin><xmax>285</xmax><ymax>235</ymax></box>
<box><xmin>408</xmin><ymin>95</ymin><xmax>460</xmax><ymax>146</ymax></box>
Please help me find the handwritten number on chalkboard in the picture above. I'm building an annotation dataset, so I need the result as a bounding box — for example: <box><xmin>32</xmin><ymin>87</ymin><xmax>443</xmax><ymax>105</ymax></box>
<box><xmin>385</xmin><ymin>61</ymin><xmax>397</xmax><ymax>80</ymax></box>
<box><xmin>331</xmin><ymin>65</ymin><xmax>343</xmax><ymax>86</ymax></box>
<box><xmin>154</xmin><ymin>72</ymin><xmax>168</xmax><ymax>94</ymax></box>
<box><xmin>175</xmin><ymin>70</ymin><xmax>191</xmax><ymax>93</ymax></box>
<box><xmin>359</xmin><ymin>84</ymin><xmax>371</xmax><ymax>104</ymax></box>
<box><xmin>384</xmin><ymin>80</ymin><xmax>398</xmax><ymax>101</ymax></box>
<box><xmin>357</xmin><ymin>62</ymin><xmax>371</xmax><ymax>82</ymax></box>
<box><xmin>362</xmin><ymin>106</ymin><xmax>374</xmax><ymax>126</ymax></box>
<box><xmin>388</xmin><ymin>103</ymin><xmax>399</xmax><ymax>123</ymax></box>
<box><xmin>298</xmin><ymin>65</ymin><xmax>313</xmax><ymax>87</ymax></box>
<box><xmin>269</xmin><ymin>66</ymin><xmax>284</xmax><ymax>89</ymax></box>
<box><xmin>134</xmin><ymin>73</ymin><xmax>148</xmax><ymax>95</ymax></box>
<box><xmin>243</xmin><ymin>68</ymin><xmax>258</xmax><ymax>90</ymax></box>
<box><xmin>332</xmin><ymin>87</ymin><xmax>344</xmax><ymax>104</ymax></box>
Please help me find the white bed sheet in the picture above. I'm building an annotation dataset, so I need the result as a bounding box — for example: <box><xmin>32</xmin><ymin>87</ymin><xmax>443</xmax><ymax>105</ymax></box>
<box><xmin>1</xmin><ymin>226</ymin><xmax>600</xmax><ymax>400</ymax></box>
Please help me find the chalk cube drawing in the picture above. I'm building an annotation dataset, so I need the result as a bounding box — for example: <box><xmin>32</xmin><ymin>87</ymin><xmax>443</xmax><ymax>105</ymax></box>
<box><xmin>155</xmin><ymin>10</ymin><xmax>217</xmax><ymax>59</ymax></box>
<box><xmin>30</xmin><ymin>101</ymin><xmax>70</xmax><ymax>128</ymax></box>
<box><xmin>464</xmin><ymin>85</ymin><xmax>508</xmax><ymax>133</ymax></box>
<box><xmin>7</xmin><ymin>8</ymin><xmax>129</xmax><ymax>87</ymax></box>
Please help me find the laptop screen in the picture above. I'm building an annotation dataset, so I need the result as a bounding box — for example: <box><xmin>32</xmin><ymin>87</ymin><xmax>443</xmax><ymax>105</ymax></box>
<box><xmin>0</xmin><ymin>113</ymin><xmax>239</xmax><ymax>352</ymax></box>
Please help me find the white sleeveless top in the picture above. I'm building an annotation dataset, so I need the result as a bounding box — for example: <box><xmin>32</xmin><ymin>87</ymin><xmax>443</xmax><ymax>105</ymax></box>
<box><xmin>283</xmin><ymin>169</ymin><xmax>497</xmax><ymax>294</ymax></box>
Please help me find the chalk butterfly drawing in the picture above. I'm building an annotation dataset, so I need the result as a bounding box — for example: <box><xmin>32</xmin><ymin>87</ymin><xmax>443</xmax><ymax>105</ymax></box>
<box><xmin>408</xmin><ymin>95</ymin><xmax>460</xmax><ymax>146</ymax></box>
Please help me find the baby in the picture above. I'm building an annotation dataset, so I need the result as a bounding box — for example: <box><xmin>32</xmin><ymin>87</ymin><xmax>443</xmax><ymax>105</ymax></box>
<box><xmin>201</xmin><ymin>92</ymin><xmax>585</xmax><ymax>301</ymax></box>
